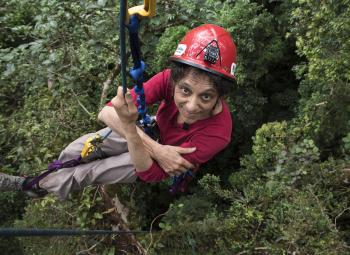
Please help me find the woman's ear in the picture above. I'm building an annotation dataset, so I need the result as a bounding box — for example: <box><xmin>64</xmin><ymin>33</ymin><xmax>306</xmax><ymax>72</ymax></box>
<box><xmin>220</xmin><ymin>95</ymin><xmax>228</xmax><ymax>101</ymax></box>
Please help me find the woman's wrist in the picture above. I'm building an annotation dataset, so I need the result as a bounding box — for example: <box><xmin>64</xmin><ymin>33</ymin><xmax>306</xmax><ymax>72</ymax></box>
<box><xmin>122</xmin><ymin>122</ymin><xmax>137</xmax><ymax>135</ymax></box>
<box><xmin>123</xmin><ymin>123</ymin><xmax>154</xmax><ymax>171</ymax></box>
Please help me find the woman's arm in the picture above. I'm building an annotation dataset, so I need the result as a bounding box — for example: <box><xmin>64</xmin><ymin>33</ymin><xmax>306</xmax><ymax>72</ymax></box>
<box><xmin>124</xmin><ymin>124</ymin><xmax>153</xmax><ymax>172</ymax></box>
<box><xmin>98</xmin><ymin>105</ymin><xmax>160</xmax><ymax>156</ymax></box>
<box><xmin>112</xmin><ymin>87</ymin><xmax>153</xmax><ymax>171</ymax></box>
<box><xmin>98</xmin><ymin>98</ymin><xmax>196</xmax><ymax>175</ymax></box>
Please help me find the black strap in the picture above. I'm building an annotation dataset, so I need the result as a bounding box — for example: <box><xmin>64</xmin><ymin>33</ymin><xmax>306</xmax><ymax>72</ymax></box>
<box><xmin>120</xmin><ymin>0</ymin><xmax>127</xmax><ymax>95</ymax></box>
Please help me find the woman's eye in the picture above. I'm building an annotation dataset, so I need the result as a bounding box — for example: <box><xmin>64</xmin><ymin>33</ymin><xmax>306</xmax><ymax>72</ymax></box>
<box><xmin>181</xmin><ymin>88</ymin><xmax>190</xmax><ymax>95</ymax></box>
<box><xmin>202</xmin><ymin>94</ymin><xmax>212</xmax><ymax>101</ymax></box>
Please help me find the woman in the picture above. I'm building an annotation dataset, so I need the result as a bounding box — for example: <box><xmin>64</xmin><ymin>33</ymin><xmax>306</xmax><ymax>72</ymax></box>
<box><xmin>0</xmin><ymin>24</ymin><xmax>237</xmax><ymax>200</ymax></box>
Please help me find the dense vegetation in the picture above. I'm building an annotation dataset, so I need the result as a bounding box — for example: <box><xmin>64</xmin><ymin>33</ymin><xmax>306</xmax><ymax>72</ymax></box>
<box><xmin>0</xmin><ymin>0</ymin><xmax>349</xmax><ymax>254</ymax></box>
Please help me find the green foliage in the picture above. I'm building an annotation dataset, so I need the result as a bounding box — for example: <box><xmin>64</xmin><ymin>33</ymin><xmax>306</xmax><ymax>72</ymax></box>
<box><xmin>15</xmin><ymin>187</ymin><xmax>108</xmax><ymax>255</ymax></box>
<box><xmin>149</xmin><ymin>25</ymin><xmax>188</xmax><ymax>73</ymax></box>
<box><xmin>219</xmin><ymin>0</ymin><xmax>284</xmax><ymax>84</ymax></box>
<box><xmin>291</xmin><ymin>0</ymin><xmax>350</xmax><ymax>156</ymax></box>
<box><xmin>155</xmin><ymin>145</ymin><xmax>349</xmax><ymax>254</ymax></box>
<box><xmin>0</xmin><ymin>191</ymin><xmax>26</xmax><ymax>255</ymax></box>
<box><xmin>252</xmin><ymin>121</ymin><xmax>289</xmax><ymax>169</ymax></box>
<box><xmin>342</xmin><ymin>132</ymin><xmax>350</xmax><ymax>155</ymax></box>
<box><xmin>0</xmin><ymin>0</ymin><xmax>39</xmax><ymax>48</ymax></box>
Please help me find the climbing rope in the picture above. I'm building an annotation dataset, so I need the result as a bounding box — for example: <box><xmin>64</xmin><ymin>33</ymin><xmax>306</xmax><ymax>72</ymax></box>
<box><xmin>120</xmin><ymin>0</ymin><xmax>128</xmax><ymax>95</ymax></box>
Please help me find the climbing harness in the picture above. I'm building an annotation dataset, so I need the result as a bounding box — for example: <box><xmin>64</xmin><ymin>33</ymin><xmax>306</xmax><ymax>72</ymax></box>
<box><xmin>22</xmin><ymin>156</ymin><xmax>82</xmax><ymax>191</ymax></box>
<box><xmin>169</xmin><ymin>170</ymin><xmax>195</xmax><ymax>194</ymax></box>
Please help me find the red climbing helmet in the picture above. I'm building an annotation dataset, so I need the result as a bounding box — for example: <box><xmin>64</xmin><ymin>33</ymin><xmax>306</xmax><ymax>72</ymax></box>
<box><xmin>170</xmin><ymin>24</ymin><xmax>237</xmax><ymax>81</ymax></box>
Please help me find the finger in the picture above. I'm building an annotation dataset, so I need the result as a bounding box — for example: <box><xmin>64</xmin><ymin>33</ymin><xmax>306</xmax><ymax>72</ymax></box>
<box><xmin>125</xmin><ymin>91</ymin><xmax>133</xmax><ymax>103</ymax></box>
<box><xmin>111</xmin><ymin>96</ymin><xmax>118</xmax><ymax>108</ymax></box>
<box><xmin>171</xmin><ymin>164</ymin><xmax>188</xmax><ymax>174</ymax></box>
<box><xmin>165</xmin><ymin>168</ymin><xmax>183</xmax><ymax>177</ymax></box>
<box><xmin>125</xmin><ymin>92</ymin><xmax>137</xmax><ymax>112</ymax></box>
<box><xmin>182</xmin><ymin>159</ymin><xmax>194</xmax><ymax>169</ymax></box>
<box><xmin>167</xmin><ymin>171</ymin><xmax>175</xmax><ymax>177</ymax></box>
<box><xmin>113</xmin><ymin>87</ymin><xmax>126</xmax><ymax>108</ymax></box>
<box><xmin>170</xmin><ymin>170</ymin><xmax>183</xmax><ymax>177</ymax></box>
<box><xmin>175</xmin><ymin>147</ymin><xmax>196</xmax><ymax>154</ymax></box>
<box><xmin>174</xmin><ymin>172</ymin><xmax>183</xmax><ymax>177</ymax></box>
<box><xmin>175</xmin><ymin>157</ymin><xmax>194</xmax><ymax>169</ymax></box>
<box><xmin>177</xmin><ymin>167</ymin><xmax>189</xmax><ymax>174</ymax></box>
<box><xmin>117</xmin><ymin>86</ymin><xmax>125</xmax><ymax>101</ymax></box>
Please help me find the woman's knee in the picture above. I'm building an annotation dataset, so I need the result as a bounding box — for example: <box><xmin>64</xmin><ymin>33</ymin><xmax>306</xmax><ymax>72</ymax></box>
<box><xmin>58</xmin><ymin>133</ymin><xmax>92</xmax><ymax>160</ymax></box>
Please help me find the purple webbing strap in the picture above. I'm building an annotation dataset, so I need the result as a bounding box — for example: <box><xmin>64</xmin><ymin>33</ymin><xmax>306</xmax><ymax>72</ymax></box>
<box><xmin>22</xmin><ymin>156</ymin><xmax>82</xmax><ymax>190</ymax></box>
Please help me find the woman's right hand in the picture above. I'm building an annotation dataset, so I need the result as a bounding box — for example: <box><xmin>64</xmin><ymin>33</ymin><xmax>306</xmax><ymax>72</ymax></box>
<box><xmin>153</xmin><ymin>144</ymin><xmax>196</xmax><ymax>177</ymax></box>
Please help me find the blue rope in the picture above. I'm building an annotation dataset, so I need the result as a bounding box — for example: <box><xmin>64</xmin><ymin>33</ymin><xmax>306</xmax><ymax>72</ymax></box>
<box><xmin>128</xmin><ymin>15</ymin><xmax>142</xmax><ymax>69</ymax></box>
<box><xmin>127</xmin><ymin>15</ymin><xmax>152</xmax><ymax>133</ymax></box>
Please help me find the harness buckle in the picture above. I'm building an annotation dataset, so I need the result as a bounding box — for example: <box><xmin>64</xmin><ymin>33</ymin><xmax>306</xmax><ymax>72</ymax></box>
<box><xmin>81</xmin><ymin>134</ymin><xmax>105</xmax><ymax>160</ymax></box>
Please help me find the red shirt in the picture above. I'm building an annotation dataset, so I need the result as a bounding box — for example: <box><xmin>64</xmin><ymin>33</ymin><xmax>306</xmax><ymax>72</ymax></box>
<box><xmin>108</xmin><ymin>69</ymin><xmax>232</xmax><ymax>182</ymax></box>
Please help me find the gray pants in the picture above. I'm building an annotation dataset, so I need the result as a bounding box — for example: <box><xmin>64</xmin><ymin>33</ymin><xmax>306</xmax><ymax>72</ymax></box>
<box><xmin>40</xmin><ymin>128</ymin><xmax>137</xmax><ymax>200</ymax></box>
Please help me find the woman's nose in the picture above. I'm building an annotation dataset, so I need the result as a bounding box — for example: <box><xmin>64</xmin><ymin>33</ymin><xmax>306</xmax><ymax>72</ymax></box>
<box><xmin>186</xmin><ymin>96</ymin><xmax>199</xmax><ymax>112</ymax></box>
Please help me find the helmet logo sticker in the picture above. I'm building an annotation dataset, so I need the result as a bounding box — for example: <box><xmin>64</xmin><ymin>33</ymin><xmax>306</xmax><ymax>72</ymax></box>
<box><xmin>230</xmin><ymin>63</ymin><xmax>237</xmax><ymax>76</ymax></box>
<box><xmin>174</xmin><ymin>44</ymin><xmax>187</xmax><ymax>56</ymax></box>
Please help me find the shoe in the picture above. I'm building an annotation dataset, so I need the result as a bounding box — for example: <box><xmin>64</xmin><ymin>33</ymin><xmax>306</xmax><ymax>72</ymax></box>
<box><xmin>21</xmin><ymin>177</ymin><xmax>48</xmax><ymax>198</ymax></box>
<box><xmin>0</xmin><ymin>173</ymin><xmax>25</xmax><ymax>191</ymax></box>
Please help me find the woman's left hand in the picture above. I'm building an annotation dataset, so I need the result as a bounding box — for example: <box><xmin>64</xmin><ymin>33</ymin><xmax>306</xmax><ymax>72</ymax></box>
<box><xmin>111</xmin><ymin>86</ymin><xmax>138</xmax><ymax>126</ymax></box>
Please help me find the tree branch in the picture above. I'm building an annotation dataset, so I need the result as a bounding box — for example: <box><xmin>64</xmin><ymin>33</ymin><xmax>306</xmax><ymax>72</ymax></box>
<box><xmin>99</xmin><ymin>185</ymin><xmax>147</xmax><ymax>255</ymax></box>
<box><xmin>99</xmin><ymin>62</ymin><xmax>121</xmax><ymax>111</ymax></box>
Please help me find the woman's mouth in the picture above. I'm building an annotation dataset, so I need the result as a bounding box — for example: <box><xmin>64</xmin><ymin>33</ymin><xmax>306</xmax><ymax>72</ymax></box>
<box><xmin>182</xmin><ymin>109</ymin><xmax>200</xmax><ymax>118</ymax></box>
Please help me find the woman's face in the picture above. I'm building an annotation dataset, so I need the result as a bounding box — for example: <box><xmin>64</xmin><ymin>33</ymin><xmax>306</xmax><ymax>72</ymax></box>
<box><xmin>174</xmin><ymin>70</ymin><xmax>219</xmax><ymax>124</ymax></box>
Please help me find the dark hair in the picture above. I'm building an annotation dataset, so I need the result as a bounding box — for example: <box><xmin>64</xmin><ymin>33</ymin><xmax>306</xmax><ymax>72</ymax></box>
<box><xmin>169</xmin><ymin>62</ymin><xmax>235</xmax><ymax>97</ymax></box>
